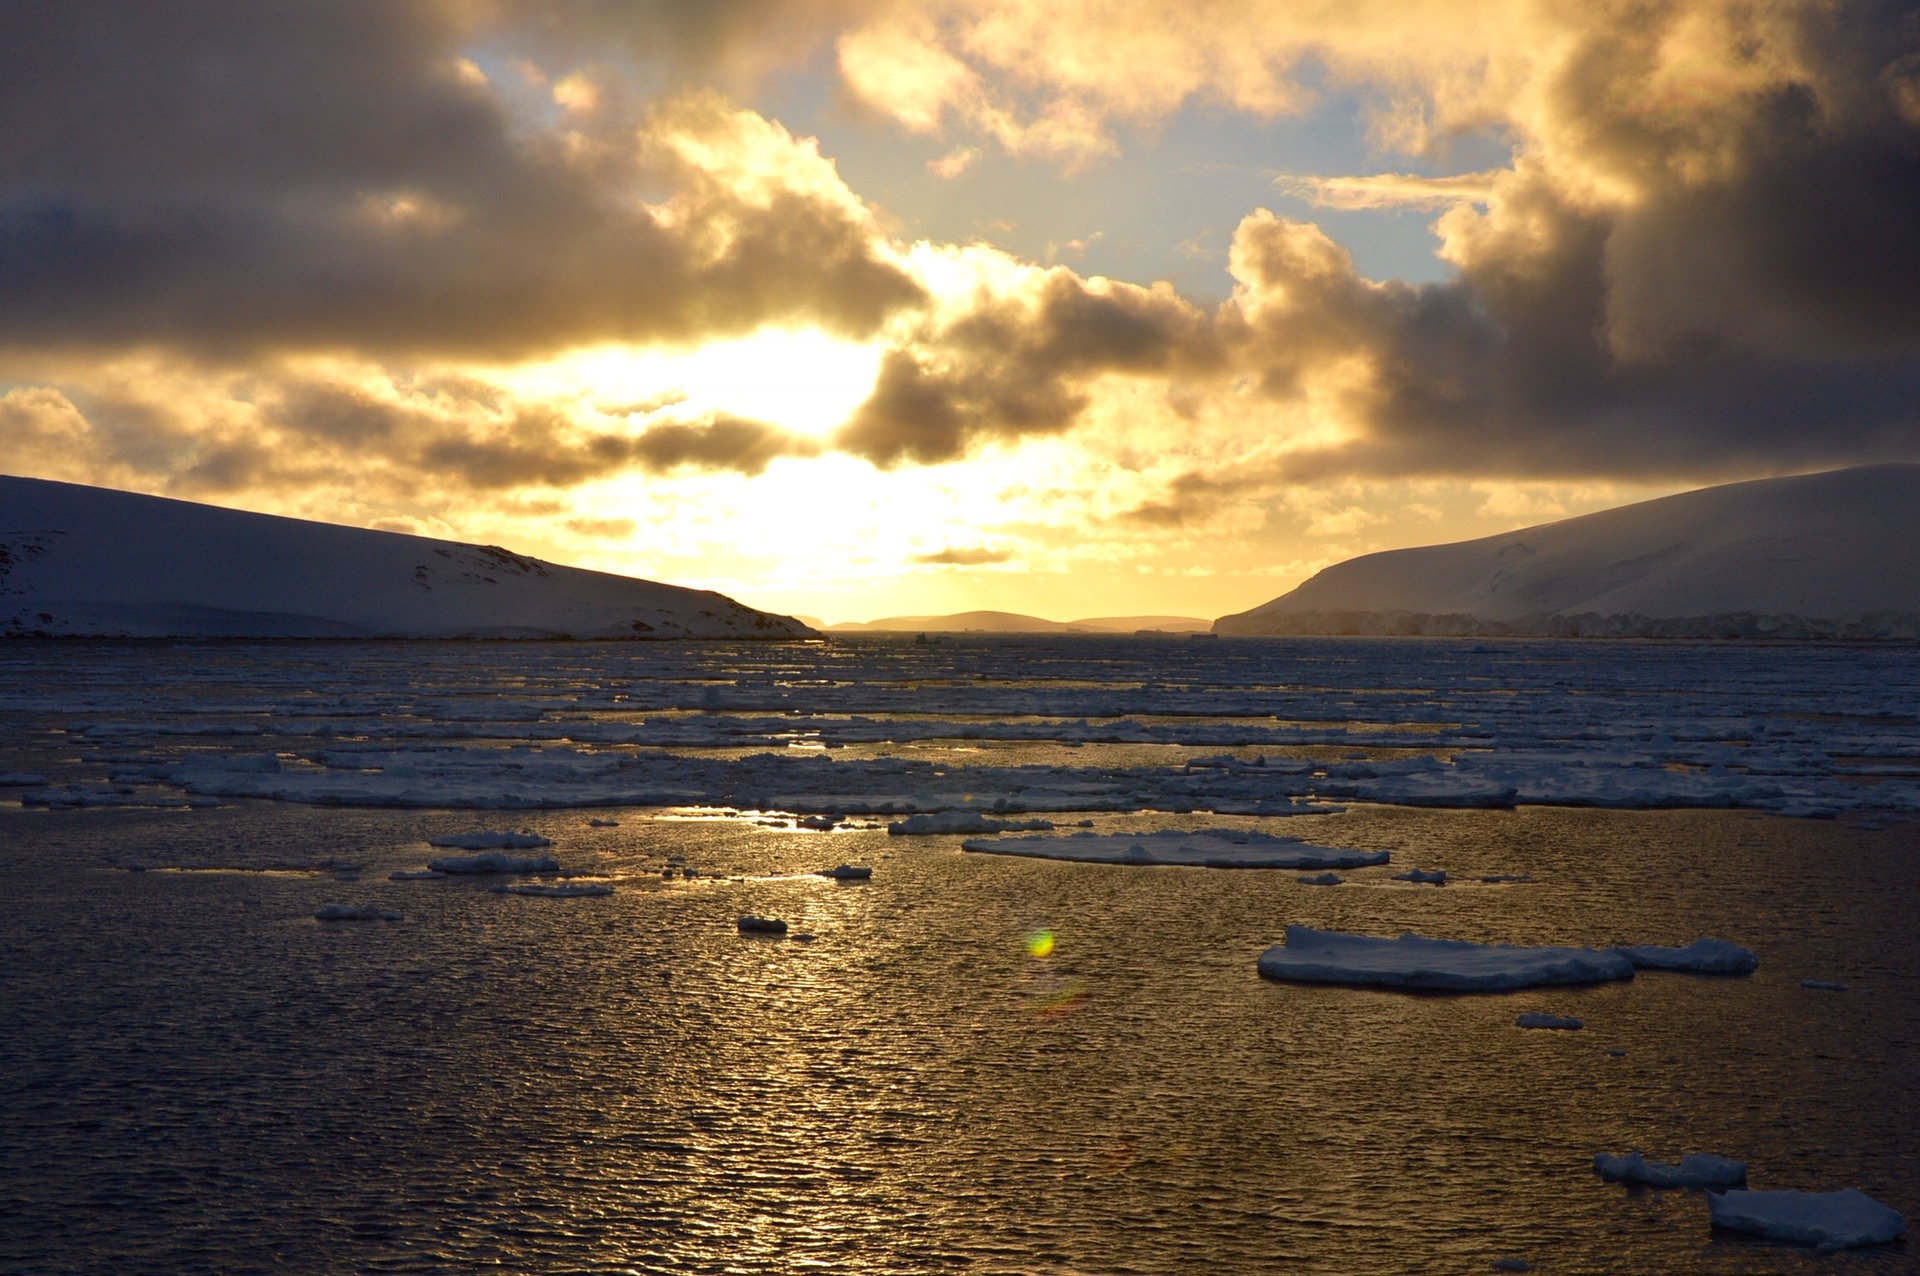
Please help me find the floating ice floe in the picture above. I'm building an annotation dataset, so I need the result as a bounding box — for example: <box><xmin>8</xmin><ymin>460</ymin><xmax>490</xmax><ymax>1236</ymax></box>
<box><xmin>1393</xmin><ymin>868</ymin><xmax>1448</xmax><ymax>885</ymax></box>
<box><xmin>1515</xmin><ymin>1012</ymin><xmax>1584</xmax><ymax>1030</ymax></box>
<box><xmin>1612</xmin><ymin>939</ymin><xmax>1758</xmax><ymax>974</ymax></box>
<box><xmin>1707</xmin><ymin>1188</ymin><xmax>1905</xmax><ymax>1251</ymax></box>
<box><xmin>887</xmin><ymin>811</ymin><xmax>1055</xmax><ymax>835</ymax></box>
<box><xmin>314</xmin><ymin>904</ymin><xmax>402</xmax><ymax>921</ymax></box>
<box><xmin>1481</xmin><ymin>873</ymin><xmax>1534</xmax><ymax>884</ymax></box>
<box><xmin>0</xmin><ymin>772</ymin><xmax>47</xmax><ymax>786</ymax></box>
<box><xmin>389</xmin><ymin>869</ymin><xmax>447</xmax><ymax>880</ymax></box>
<box><xmin>961</xmin><ymin>829</ymin><xmax>1391</xmax><ymax>869</ymax></box>
<box><xmin>426</xmin><ymin>851</ymin><xmax>561</xmax><ymax>874</ymax></box>
<box><xmin>1297</xmin><ymin>872</ymin><xmax>1343</xmax><ymax>886</ymax></box>
<box><xmin>1490</xmin><ymin>1260</ymin><xmax>1532</xmax><ymax>1273</ymax></box>
<box><xmin>815</xmin><ymin>864</ymin><xmax>873</xmax><ymax>880</ymax></box>
<box><xmin>737</xmin><ymin>915</ymin><xmax>788</xmax><ymax>935</ymax></box>
<box><xmin>493</xmin><ymin>882</ymin><xmax>613</xmax><ymax>898</ymax></box>
<box><xmin>798</xmin><ymin>814</ymin><xmax>839</xmax><ymax>830</ymax></box>
<box><xmin>1801</xmin><ymin>978</ymin><xmax>1848</xmax><ymax>991</ymax></box>
<box><xmin>1593</xmin><ymin>1151</ymin><xmax>1746</xmax><ymax>1188</ymax></box>
<box><xmin>427</xmin><ymin>830</ymin><xmax>553</xmax><ymax>850</ymax></box>
<box><xmin>588</xmin><ymin>818</ymin><xmax>620</xmax><ymax>827</ymax></box>
<box><xmin>1257</xmin><ymin>927</ymin><xmax>1635</xmax><ymax>991</ymax></box>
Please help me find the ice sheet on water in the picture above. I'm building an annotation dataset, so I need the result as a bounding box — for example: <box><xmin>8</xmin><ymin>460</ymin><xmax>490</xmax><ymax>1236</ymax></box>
<box><xmin>1612</xmin><ymin>938</ymin><xmax>1758</xmax><ymax>973</ymax></box>
<box><xmin>1707</xmin><ymin>1189</ymin><xmax>1905</xmax><ymax>1251</ymax></box>
<box><xmin>1257</xmin><ymin>926</ymin><xmax>1635</xmax><ymax>991</ymax></box>
<box><xmin>0</xmin><ymin>772</ymin><xmax>47</xmax><ymax>785</ymax></box>
<box><xmin>389</xmin><ymin>869</ymin><xmax>447</xmax><ymax>880</ymax></box>
<box><xmin>960</xmin><ymin>830</ymin><xmax>1391</xmax><ymax>869</ymax></box>
<box><xmin>1593</xmin><ymin>1152</ymin><xmax>1746</xmax><ymax>1187</ymax></box>
<box><xmin>1393</xmin><ymin>868</ymin><xmax>1448</xmax><ymax>885</ymax></box>
<box><xmin>1297</xmin><ymin>872</ymin><xmax>1343</xmax><ymax>886</ymax></box>
<box><xmin>886</xmin><ymin>811</ymin><xmax>1054</xmax><ymax>835</ymax></box>
<box><xmin>1515</xmin><ymin>1012</ymin><xmax>1584</xmax><ymax>1030</ymax></box>
<box><xmin>493</xmin><ymin>882</ymin><xmax>613</xmax><ymax>898</ymax></box>
<box><xmin>427</xmin><ymin>831</ymin><xmax>553</xmax><ymax>850</ymax></box>
<box><xmin>314</xmin><ymin>904</ymin><xmax>402</xmax><ymax>921</ymax></box>
<box><xmin>426</xmin><ymin>851</ymin><xmax>561</xmax><ymax>874</ymax></box>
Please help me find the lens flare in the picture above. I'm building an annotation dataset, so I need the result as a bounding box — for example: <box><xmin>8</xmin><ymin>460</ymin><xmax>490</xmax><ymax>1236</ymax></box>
<box><xmin>1026</xmin><ymin>930</ymin><xmax>1055</xmax><ymax>958</ymax></box>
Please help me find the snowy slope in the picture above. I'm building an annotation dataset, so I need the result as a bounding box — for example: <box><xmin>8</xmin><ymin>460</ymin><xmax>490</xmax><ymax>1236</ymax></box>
<box><xmin>0</xmin><ymin>476</ymin><xmax>814</xmax><ymax>640</ymax></box>
<box><xmin>1217</xmin><ymin>465</ymin><xmax>1920</xmax><ymax>638</ymax></box>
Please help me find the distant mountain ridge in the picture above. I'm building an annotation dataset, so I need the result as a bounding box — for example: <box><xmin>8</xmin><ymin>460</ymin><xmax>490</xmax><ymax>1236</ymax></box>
<box><xmin>1216</xmin><ymin>465</ymin><xmax>1920</xmax><ymax>639</ymax></box>
<box><xmin>828</xmin><ymin>611</ymin><xmax>1212</xmax><ymax>633</ymax></box>
<box><xmin>0</xmin><ymin>475</ymin><xmax>813</xmax><ymax>639</ymax></box>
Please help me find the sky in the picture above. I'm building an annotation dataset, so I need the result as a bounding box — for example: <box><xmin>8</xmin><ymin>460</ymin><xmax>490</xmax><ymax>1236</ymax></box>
<box><xmin>4</xmin><ymin>1</ymin><xmax>1919</xmax><ymax>625</ymax></box>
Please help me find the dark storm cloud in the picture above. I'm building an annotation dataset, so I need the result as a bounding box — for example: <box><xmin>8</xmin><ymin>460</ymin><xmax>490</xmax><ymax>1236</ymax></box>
<box><xmin>0</xmin><ymin>2</ymin><xmax>921</xmax><ymax>359</ymax></box>
<box><xmin>838</xmin><ymin>0</ymin><xmax>1920</xmax><ymax>482</ymax></box>
<box><xmin>835</xmin><ymin>271</ymin><xmax>1224</xmax><ymax>465</ymax></box>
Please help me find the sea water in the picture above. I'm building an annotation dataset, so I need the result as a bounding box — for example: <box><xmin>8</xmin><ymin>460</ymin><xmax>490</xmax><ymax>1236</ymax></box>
<box><xmin>0</xmin><ymin>636</ymin><xmax>1914</xmax><ymax>1273</ymax></box>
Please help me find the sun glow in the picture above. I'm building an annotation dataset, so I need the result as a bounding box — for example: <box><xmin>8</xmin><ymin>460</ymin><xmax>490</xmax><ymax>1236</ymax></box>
<box><xmin>496</xmin><ymin>329</ymin><xmax>884</xmax><ymax>437</ymax></box>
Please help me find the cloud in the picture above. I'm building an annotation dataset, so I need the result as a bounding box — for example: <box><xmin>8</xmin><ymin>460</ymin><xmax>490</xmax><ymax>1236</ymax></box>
<box><xmin>910</xmin><ymin>544</ymin><xmax>1014</xmax><ymax>564</ymax></box>
<box><xmin>0</xmin><ymin>8</ymin><xmax>922</xmax><ymax>361</ymax></box>
<box><xmin>1276</xmin><ymin>170</ymin><xmax>1503</xmax><ymax>210</ymax></box>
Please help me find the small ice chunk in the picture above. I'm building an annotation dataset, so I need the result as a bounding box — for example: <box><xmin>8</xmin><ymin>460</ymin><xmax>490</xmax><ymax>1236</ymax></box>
<box><xmin>1593</xmin><ymin>1151</ymin><xmax>1746</xmax><ymax>1188</ymax></box>
<box><xmin>888</xmin><ymin>811</ymin><xmax>1055</xmax><ymax>835</ymax></box>
<box><xmin>1515</xmin><ymin>1012</ymin><xmax>1584</xmax><ymax>1030</ymax></box>
<box><xmin>1297</xmin><ymin>872</ymin><xmax>1343</xmax><ymax>886</ymax></box>
<box><xmin>427</xmin><ymin>830</ymin><xmax>553</xmax><ymax>850</ymax></box>
<box><xmin>1613</xmin><ymin>938</ymin><xmax>1758</xmax><ymax>974</ymax></box>
<box><xmin>314</xmin><ymin>904</ymin><xmax>402</xmax><ymax>921</ymax></box>
<box><xmin>1491</xmin><ymin>1261</ymin><xmax>1532</xmax><ymax>1273</ymax></box>
<box><xmin>1801</xmin><ymin>978</ymin><xmax>1847</xmax><ymax>991</ymax></box>
<box><xmin>426</xmin><ymin>851</ymin><xmax>561</xmax><ymax>874</ymax></box>
<box><xmin>737</xmin><ymin>915</ymin><xmax>788</xmax><ymax>935</ymax></box>
<box><xmin>1480</xmin><ymin>873</ymin><xmax>1534</xmax><ymax>884</ymax></box>
<box><xmin>589</xmin><ymin>818</ymin><xmax>620</xmax><ymax>827</ymax></box>
<box><xmin>815</xmin><ymin>864</ymin><xmax>873</xmax><ymax>880</ymax></box>
<box><xmin>1393</xmin><ymin>868</ymin><xmax>1448</xmax><ymax>885</ymax></box>
<box><xmin>496</xmin><ymin>882</ymin><xmax>613</xmax><ymax>898</ymax></box>
<box><xmin>1257</xmin><ymin>926</ymin><xmax>1635</xmax><ymax>991</ymax></box>
<box><xmin>389</xmin><ymin>869</ymin><xmax>447</xmax><ymax>880</ymax></box>
<box><xmin>798</xmin><ymin>814</ymin><xmax>839</xmax><ymax>831</ymax></box>
<box><xmin>0</xmin><ymin>772</ymin><xmax>48</xmax><ymax>786</ymax></box>
<box><xmin>1707</xmin><ymin>1188</ymin><xmax>1905</xmax><ymax>1252</ymax></box>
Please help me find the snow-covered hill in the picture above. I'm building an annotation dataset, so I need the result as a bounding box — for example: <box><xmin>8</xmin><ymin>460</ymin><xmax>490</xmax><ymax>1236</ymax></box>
<box><xmin>0</xmin><ymin>476</ymin><xmax>813</xmax><ymax>640</ymax></box>
<box><xmin>1216</xmin><ymin>465</ymin><xmax>1920</xmax><ymax>639</ymax></box>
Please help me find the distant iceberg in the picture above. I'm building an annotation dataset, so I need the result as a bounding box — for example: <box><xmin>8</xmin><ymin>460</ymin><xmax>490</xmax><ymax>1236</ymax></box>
<box><xmin>1257</xmin><ymin>926</ymin><xmax>1634</xmax><ymax>991</ymax></box>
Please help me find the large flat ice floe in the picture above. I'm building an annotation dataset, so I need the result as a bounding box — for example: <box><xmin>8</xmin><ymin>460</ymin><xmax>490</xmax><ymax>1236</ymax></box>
<box><xmin>1257</xmin><ymin>926</ymin><xmax>1635</xmax><ymax>990</ymax></box>
<box><xmin>1707</xmin><ymin>1188</ymin><xmax>1906</xmax><ymax>1251</ymax></box>
<box><xmin>960</xmin><ymin>829</ymin><xmax>1391</xmax><ymax>869</ymax></box>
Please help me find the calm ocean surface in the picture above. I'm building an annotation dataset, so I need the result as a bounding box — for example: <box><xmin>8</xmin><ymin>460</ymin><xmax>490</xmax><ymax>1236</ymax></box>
<box><xmin>1</xmin><ymin>637</ymin><xmax>1914</xmax><ymax>1273</ymax></box>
